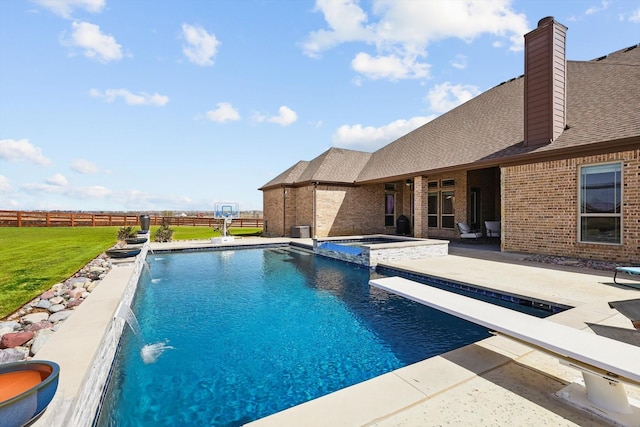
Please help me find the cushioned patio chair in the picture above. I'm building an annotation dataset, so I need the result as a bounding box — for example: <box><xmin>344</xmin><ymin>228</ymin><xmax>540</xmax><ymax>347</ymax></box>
<box><xmin>613</xmin><ymin>266</ymin><xmax>640</xmax><ymax>286</ymax></box>
<box><xmin>457</xmin><ymin>222</ymin><xmax>482</xmax><ymax>241</ymax></box>
<box><xmin>485</xmin><ymin>221</ymin><xmax>501</xmax><ymax>239</ymax></box>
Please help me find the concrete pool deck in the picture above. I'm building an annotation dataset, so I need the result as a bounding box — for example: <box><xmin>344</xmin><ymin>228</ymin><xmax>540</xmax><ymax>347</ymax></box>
<box><xmin>31</xmin><ymin>237</ymin><xmax>640</xmax><ymax>426</ymax></box>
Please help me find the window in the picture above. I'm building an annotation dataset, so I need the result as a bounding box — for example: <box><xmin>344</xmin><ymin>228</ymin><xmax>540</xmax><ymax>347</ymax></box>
<box><xmin>427</xmin><ymin>182</ymin><xmax>455</xmax><ymax>230</ymax></box>
<box><xmin>384</xmin><ymin>184</ymin><xmax>396</xmax><ymax>227</ymax></box>
<box><xmin>428</xmin><ymin>192</ymin><xmax>438</xmax><ymax>227</ymax></box>
<box><xmin>441</xmin><ymin>191</ymin><xmax>455</xmax><ymax>229</ymax></box>
<box><xmin>579</xmin><ymin>163</ymin><xmax>621</xmax><ymax>244</ymax></box>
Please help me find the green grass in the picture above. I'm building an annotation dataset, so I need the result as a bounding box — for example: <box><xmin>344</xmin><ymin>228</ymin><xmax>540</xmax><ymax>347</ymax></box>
<box><xmin>0</xmin><ymin>227</ymin><xmax>118</xmax><ymax>318</ymax></box>
<box><xmin>0</xmin><ymin>225</ymin><xmax>262</xmax><ymax>318</ymax></box>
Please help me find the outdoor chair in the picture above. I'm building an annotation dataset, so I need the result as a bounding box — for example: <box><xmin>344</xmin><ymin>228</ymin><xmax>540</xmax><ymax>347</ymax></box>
<box><xmin>457</xmin><ymin>222</ymin><xmax>482</xmax><ymax>241</ymax></box>
<box><xmin>485</xmin><ymin>221</ymin><xmax>501</xmax><ymax>239</ymax></box>
<box><xmin>613</xmin><ymin>267</ymin><xmax>640</xmax><ymax>286</ymax></box>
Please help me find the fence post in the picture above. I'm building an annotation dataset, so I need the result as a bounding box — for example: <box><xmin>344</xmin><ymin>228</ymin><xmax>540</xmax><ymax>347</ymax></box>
<box><xmin>17</xmin><ymin>211</ymin><xmax>22</xmax><ymax>227</ymax></box>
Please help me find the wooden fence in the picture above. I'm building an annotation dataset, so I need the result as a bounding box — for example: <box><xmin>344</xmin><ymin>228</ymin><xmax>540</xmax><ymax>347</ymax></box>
<box><xmin>0</xmin><ymin>210</ymin><xmax>263</xmax><ymax>228</ymax></box>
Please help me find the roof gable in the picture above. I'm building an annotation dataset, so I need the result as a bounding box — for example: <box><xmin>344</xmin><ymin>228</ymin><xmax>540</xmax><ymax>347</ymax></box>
<box><xmin>258</xmin><ymin>160</ymin><xmax>309</xmax><ymax>190</ymax></box>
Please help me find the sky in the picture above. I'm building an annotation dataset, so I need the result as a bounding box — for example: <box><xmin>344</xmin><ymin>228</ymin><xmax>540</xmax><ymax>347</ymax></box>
<box><xmin>1</xmin><ymin>0</ymin><xmax>638</xmax><ymax>213</ymax></box>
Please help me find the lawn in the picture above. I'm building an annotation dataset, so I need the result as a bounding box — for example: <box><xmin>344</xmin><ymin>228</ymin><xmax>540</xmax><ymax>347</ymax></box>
<box><xmin>0</xmin><ymin>225</ymin><xmax>262</xmax><ymax>318</ymax></box>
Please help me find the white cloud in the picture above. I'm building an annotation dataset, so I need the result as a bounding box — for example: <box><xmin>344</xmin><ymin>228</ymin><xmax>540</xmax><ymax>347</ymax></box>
<box><xmin>267</xmin><ymin>106</ymin><xmax>298</xmax><ymax>126</ymax></box>
<box><xmin>351</xmin><ymin>52</ymin><xmax>429</xmax><ymax>80</ymax></box>
<box><xmin>450</xmin><ymin>54</ymin><xmax>467</xmax><ymax>70</ymax></box>
<box><xmin>67</xmin><ymin>185</ymin><xmax>112</xmax><ymax>199</ymax></box>
<box><xmin>89</xmin><ymin>88</ymin><xmax>169</xmax><ymax>106</ymax></box>
<box><xmin>65</xmin><ymin>21</ymin><xmax>123</xmax><ymax>63</ymax></box>
<box><xmin>425</xmin><ymin>82</ymin><xmax>480</xmax><ymax>113</ymax></box>
<box><xmin>0</xmin><ymin>175</ymin><xmax>11</xmax><ymax>193</ymax></box>
<box><xmin>181</xmin><ymin>23</ymin><xmax>220</xmax><ymax>66</ymax></box>
<box><xmin>627</xmin><ymin>8</ymin><xmax>640</xmax><ymax>23</ymax></box>
<box><xmin>302</xmin><ymin>0</ymin><xmax>374</xmax><ymax>57</ymax></box>
<box><xmin>332</xmin><ymin>115</ymin><xmax>433</xmax><ymax>150</ymax></box>
<box><xmin>22</xmin><ymin>181</ymin><xmax>111</xmax><ymax>199</ymax></box>
<box><xmin>253</xmin><ymin>106</ymin><xmax>298</xmax><ymax>126</ymax></box>
<box><xmin>205</xmin><ymin>102</ymin><xmax>240</xmax><ymax>123</ymax></box>
<box><xmin>585</xmin><ymin>0</ymin><xmax>610</xmax><ymax>15</ymax></box>
<box><xmin>0</xmin><ymin>138</ymin><xmax>51</xmax><ymax>166</ymax></box>
<box><xmin>46</xmin><ymin>173</ymin><xmax>68</xmax><ymax>186</ymax></box>
<box><xmin>71</xmin><ymin>158</ymin><xmax>104</xmax><ymax>174</ymax></box>
<box><xmin>303</xmin><ymin>0</ymin><xmax>529</xmax><ymax>81</ymax></box>
<box><xmin>31</xmin><ymin>0</ymin><xmax>105</xmax><ymax>19</ymax></box>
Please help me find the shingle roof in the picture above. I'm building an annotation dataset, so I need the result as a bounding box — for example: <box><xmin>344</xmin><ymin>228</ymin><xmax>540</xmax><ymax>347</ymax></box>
<box><xmin>260</xmin><ymin>43</ymin><xmax>640</xmax><ymax>189</ymax></box>
<box><xmin>356</xmin><ymin>43</ymin><xmax>640</xmax><ymax>183</ymax></box>
<box><xmin>296</xmin><ymin>147</ymin><xmax>371</xmax><ymax>184</ymax></box>
<box><xmin>258</xmin><ymin>148</ymin><xmax>372</xmax><ymax>190</ymax></box>
<box><xmin>258</xmin><ymin>160</ymin><xmax>309</xmax><ymax>190</ymax></box>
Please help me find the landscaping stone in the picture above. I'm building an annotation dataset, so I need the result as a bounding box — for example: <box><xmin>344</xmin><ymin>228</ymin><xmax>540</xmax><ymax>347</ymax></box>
<box><xmin>36</xmin><ymin>299</ymin><xmax>52</xmax><ymax>309</ymax></box>
<box><xmin>1</xmin><ymin>331</ymin><xmax>34</xmax><ymax>349</ymax></box>
<box><xmin>41</xmin><ymin>290</ymin><xmax>56</xmax><ymax>299</ymax></box>
<box><xmin>70</xmin><ymin>277</ymin><xmax>91</xmax><ymax>288</ymax></box>
<box><xmin>0</xmin><ymin>347</ymin><xmax>29</xmax><ymax>363</ymax></box>
<box><xmin>67</xmin><ymin>299</ymin><xmax>83</xmax><ymax>308</ymax></box>
<box><xmin>70</xmin><ymin>287</ymin><xmax>85</xmax><ymax>300</ymax></box>
<box><xmin>48</xmin><ymin>304</ymin><xmax>66</xmax><ymax>313</ymax></box>
<box><xmin>24</xmin><ymin>320</ymin><xmax>53</xmax><ymax>332</ymax></box>
<box><xmin>30</xmin><ymin>329</ymin><xmax>54</xmax><ymax>355</ymax></box>
<box><xmin>0</xmin><ymin>321</ymin><xmax>20</xmax><ymax>331</ymax></box>
<box><xmin>49</xmin><ymin>310</ymin><xmax>74</xmax><ymax>323</ymax></box>
<box><xmin>86</xmin><ymin>281</ymin><xmax>100</xmax><ymax>292</ymax></box>
<box><xmin>0</xmin><ymin>326</ymin><xmax>15</xmax><ymax>338</ymax></box>
<box><xmin>21</xmin><ymin>312</ymin><xmax>49</xmax><ymax>325</ymax></box>
<box><xmin>49</xmin><ymin>296</ymin><xmax>64</xmax><ymax>305</ymax></box>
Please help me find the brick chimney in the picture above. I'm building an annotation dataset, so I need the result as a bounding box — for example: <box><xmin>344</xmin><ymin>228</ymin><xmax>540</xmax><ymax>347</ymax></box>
<box><xmin>524</xmin><ymin>16</ymin><xmax>568</xmax><ymax>146</ymax></box>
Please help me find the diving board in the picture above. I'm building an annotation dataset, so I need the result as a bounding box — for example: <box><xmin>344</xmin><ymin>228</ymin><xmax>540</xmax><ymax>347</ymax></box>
<box><xmin>370</xmin><ymin>276</ymin><xmax>640</xmax><ymax>426</ymax></box>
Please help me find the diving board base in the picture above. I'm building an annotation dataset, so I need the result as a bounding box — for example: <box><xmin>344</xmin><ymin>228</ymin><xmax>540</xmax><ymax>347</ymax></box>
<box><xmin>556</xmin><ymin>381</ymin><xmax>640</xmax><ymax>427</ymax></box>
<box><xmin>369</xmin><ymin>276</ymin><xmax>640</xmax><ymax>427</ymax></box>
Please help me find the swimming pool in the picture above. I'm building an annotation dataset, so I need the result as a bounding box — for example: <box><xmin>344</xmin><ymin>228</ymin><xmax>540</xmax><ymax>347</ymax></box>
<box><xmin>96</xmin><ymin>247</ymin><xmax>549</xmax><ymax>426</ymax></box>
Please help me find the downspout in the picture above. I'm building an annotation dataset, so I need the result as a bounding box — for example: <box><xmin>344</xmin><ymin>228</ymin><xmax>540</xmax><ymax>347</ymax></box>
<box><xmin>282</xmin><ymin>185</ymin><xmax>286</xmax><ymax>237</ymax></box>
<box><xmin>312</xmin><ymin>182</ymin><xmax>318</xmax><ymax>239</ymax></box>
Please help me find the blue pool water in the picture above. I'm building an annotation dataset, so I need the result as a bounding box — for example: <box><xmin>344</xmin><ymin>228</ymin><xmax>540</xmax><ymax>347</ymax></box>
<box><xmin>97</xmin><ymin>248</ymin><xmax>547</xmax><ymax>426</ymax></box>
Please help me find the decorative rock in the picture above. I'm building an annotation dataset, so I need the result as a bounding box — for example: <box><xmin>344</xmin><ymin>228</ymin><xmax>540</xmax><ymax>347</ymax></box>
<box><xmin>0</xmin><ymin>331</ymin><xmax>34</xmax><ymax>349</ymax></box>
<box><xmin>82</xmin><ymin>291</ymin><xmax>90</xmax><ymax>299</ymax></box>
<box><xmin>24</xmin><ymin>320</ymin><xmax>54</xmax><ymax>333</ymax></box>
<box><xmin>36</xmin><ymin>299</ymin><xmax>52</xmax><ymax>309</ymax></box>
<box><xmin>0</xmin><ymin>321</ymin><xmax>20</xmax><ymax>331</ymax></box>
<box><xmin>49</xmin><ymin>296</ymin><xmax>64</xmax><ymax>305</ymax></box>
<box><xmin>49</xmin><ymin>310</ymin><xmax>73</xmax><ymax>323</ymax></box>
<box><xmin>86</xmin><ymin>281</ymin><xmax>100</xmax><ymax>292</ymax></box>
<box><xmin>40</xmin><ymin>290</ymin><xmax>56</xmax><ymax>299</ymax></box>
<box><xmin>48</xmin><ymin>304</ymin><xmax>66</xmax><ymax>313</ymax></box>
<box><xmin>51</xmin><ymin>283</ymin><xmax>65</xmax><ymax>291</ymax></box>
<box><xmin>21</xmin><ymin>312</ymin><xmax>49</xmax><ymax>325</ymax></box>
<box><xmin>69</xmin><ymin>277</ymin><xmax>91</xmax><ymax>288</ymax></box>
<box><xmin>30</xmin><ymin>329</ymin><xmax>54</xmax><ymax>355</ymax></box>
<box><xmin>0</xmin><ymin>326</ymin><xmax>15</xmax><ymax>338</ymax></box>
<box><xmin>70</xmin><ymin>287</ymin><xmax>84</xmax><ymax>300</ymax></box>
<box><xmin>67</xmin><ymin>299</ymin><xmax>82</xmax><ymax>308</ymax></box>
<box><xmin>0</xmin><ymin>347</ymin><xmax>29</xmax><ymax>363</ymax></box>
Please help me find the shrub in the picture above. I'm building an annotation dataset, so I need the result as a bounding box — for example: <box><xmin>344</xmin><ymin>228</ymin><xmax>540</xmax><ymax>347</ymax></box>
<box><xmin>117</xmin><ymin>226</ymin><xmax>137</xmax><ymax>241</ymax></box>
<box><xmin>154</xmin><ymin>222</ymin><xmax>174</xmax><ymax>242</ymax></box>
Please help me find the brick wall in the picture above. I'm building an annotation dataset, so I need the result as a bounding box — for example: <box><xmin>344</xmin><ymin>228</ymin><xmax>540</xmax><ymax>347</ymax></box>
<box><xmin>315</xmin><ymin>184</ymin><xmax>389</xmax><ymax>237</ymax></box>
<box><xmin>504</xmin><ymin>149</ymin><xmax>640</xmax><ymax>262</ymax></box>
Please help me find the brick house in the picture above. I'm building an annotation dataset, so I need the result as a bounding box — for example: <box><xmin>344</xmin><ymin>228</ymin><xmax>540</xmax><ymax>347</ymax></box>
<box><xmin>260</xmin><ymin>17</ymin><xmax>640</xmax><ymax>263</ymax></box>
